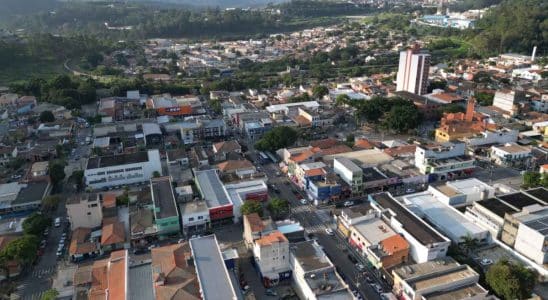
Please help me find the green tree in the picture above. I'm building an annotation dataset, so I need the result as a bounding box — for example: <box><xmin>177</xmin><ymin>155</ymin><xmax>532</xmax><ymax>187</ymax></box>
<box><xmin>41</xmin><ymin>289</ymin><xmax>59</xmax><ymax>300</ymax></box>
<box><xmin>345</xmin><ymin>134</ymin><xmax>355</xmax><ymax>148</ymax></box>
<box><xmin>267</xmin><ymin>197</ymin><xmax>289</xmax><ymax>219</ymax></box>
<box><xmin>522</xmin><ymin>171</ymin><xmax>541</xmax><ymax>188</ymax></box>
<box><xmin>335</xmin><ymin>94</ymin><xmax>350</xmax><ymax>107</ymax></box>
<box><xmin>241</xmin><ymin>201</ymin><xmax>263</xmax><ymax>217</ymax></box>
<box><xmin>0</xmin><ymin>235</ymin><xmax>40</xmax><ymax>266</ymax></box>
<box><xmin>312</xmin><ymin>85</ymin><xmax>329</xmax><ymax>99</ymax></box>
<box><xmin>255</xmin><ymin>126</ymin><xmax>298</xmax><ymax>152</ymax></box>
<box><xmin>49</xmin><ymin>162</ymin><xmax>66</xmax><ymax>185</ymax></box>
<box><xmin>85</xmin><ymin>52</ymin><xmax>103</xmax><ymax>68</ymax></box>
<box><xmin>152</xmin><ymin>171</ymin><xmax>161</xmax><ymax>178</ymax></box>
<box><xmin>42</xmin><ymin>195</ymin><xmax>61</xmax><ymax>212</ymax></box>
<box><xmin>383</xmin><ymin>104</ymin><xmax>422</xmax><ymax>133</ymax></box>
<box><xmin>70</xmin><ymin>170</ymin><xmax>85</xmax><ymax>191</ymax></box>
<box><xmin>22</xmin><ymin>213</ymin><xmax>51</xmax><ymax>236</ymax></box>
<box><xmin>476</xmin><ymin>92</ymin><xmax>494</xmax><ymax>106</ymax></box>
<box><xmin>486</xmin><ymin>259</ymin><xmax>536</xmax><ymax>300</ymax></box>
<box><xmin>39</xmin><ymin>111</ymin><xmax>55</xmax><ymax>123</ymax></box>
<box><xmin>460</xmin><ymin>234</ymin><xmax>480</xmax><ymax>255</ymax></box>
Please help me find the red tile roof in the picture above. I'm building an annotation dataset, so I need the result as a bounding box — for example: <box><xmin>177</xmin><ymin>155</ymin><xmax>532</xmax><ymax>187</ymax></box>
<box><xmin>380</xmin><ymin>235</ymin><xmax>409</xmax><ymax>255</ymax></box>
<box><xmin>217</xmin><ymin>159</ymin><xmax>254</xmax><ymax>172</ymax></box>
<box><xmin>89</xmin><ymin>250</ymin><xmax>128</xmax><ymax>300</ymax></box>
<box><xmin>255</xmin><ymin>230</ymin><xmax>288</xmax><ymax>247</ymax></box>
<box><xmin>101</xmin><ymin>222</ymin><xmax>125</xmax><ymax>246</ymax></box>
<box><xmin>151</xmin><ymin>243</ymin><xmax>200</xmax><ymax>300</ymax></box>
<box><xmin>245</xmin><ymin>213</ymin><xmax>265</xmax><ymax>233</ymax></box>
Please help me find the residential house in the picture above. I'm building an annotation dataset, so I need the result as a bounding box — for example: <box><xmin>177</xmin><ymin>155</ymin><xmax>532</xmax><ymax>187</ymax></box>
<box><xmin>151</xmin><ymin>243</ymin><xmax>200</xmax><ymax>300</ymax></box>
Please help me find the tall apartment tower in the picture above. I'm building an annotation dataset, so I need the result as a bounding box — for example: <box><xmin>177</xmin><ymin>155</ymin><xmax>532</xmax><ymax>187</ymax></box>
<box><xmin>396</xmin><ymin>44</ymin><xmax>431</xmax><ymax>95</ymax></box>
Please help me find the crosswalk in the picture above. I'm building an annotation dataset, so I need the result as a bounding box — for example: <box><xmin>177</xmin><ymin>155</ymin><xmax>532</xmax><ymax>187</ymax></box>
<box><xmin>291</xmin><ymin>206</ymin><xmax>335</xmax><ymax>234</ymax></box>
<box><xmin>12</xmin><ymin>266</ymin><xmax>57</xmax><ymax>300</ymax></box>
<box><xmin>14</xmin><ymin>282</ymin><xmax>45</xmax><ymax>300</ymax></box>
<box><xmin>31</xmin><ymin>266</ymin><xmax>56</xmax><ymax>277</ymax></box>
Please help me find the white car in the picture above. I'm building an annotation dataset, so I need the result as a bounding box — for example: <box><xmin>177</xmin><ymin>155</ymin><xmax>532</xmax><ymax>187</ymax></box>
<box><xmin>480</xmin><ymin>258</ymin><xmax>493</xmax><ymax>266</ymax></box>
<box><xmin>343</xmin><ymin>201</ymin><xmax>354</xmax><ymax>207</ymax></box>
<box><xmin>300</xmin><ymin>199</ymin><xmax>308</xmax><ymax>205</ymax></box>
<box><xmin>356</xmin><ymin>263</ymin><xmax>365</xmax><ymax>271</ymax></box>
<box><xmin>325</xmin><ymin>228</ymin><xmax>334</xmax><ymax>235</ymax></box>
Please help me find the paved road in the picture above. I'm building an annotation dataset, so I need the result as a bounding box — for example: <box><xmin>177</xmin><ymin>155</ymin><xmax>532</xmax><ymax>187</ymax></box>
<box><xmin>14</xmin><ymin>128</ymin><xmax>92</xmax><ymax>299</ymax></box>
<box><xmin>265</xmin><ymin>164</ymin><xmax>383</xmax><ymax>300</ymax></box>
<box><xmin>14</xmin><ymin>202</ymin><xmax>67</xmax><ymax>300</ymax></box>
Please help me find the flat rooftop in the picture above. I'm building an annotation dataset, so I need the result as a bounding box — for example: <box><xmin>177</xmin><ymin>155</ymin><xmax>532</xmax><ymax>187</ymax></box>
<box><xmin>498</xmin><ymin>191</ymin><xmax>545</xmax><ymax>209</ymax></box>
<box><xmin>393</xmin><ymin>257</ymin><xmax>458</xmax><ymax>280</ymax></box>
<box><xmin>335</xmin><ymin>157</ymin><xmax>362</xmax><ymax>173</ymax></box>
<box><xmin>151</xmin><ymin>177</ymin><xmax>177</xmax><ymax>219</ymax></box>
<box><xmin>372</xmin><ymin>193</ymin><xmax>447</xmax><ymax>245</ymax></box>
<box><xmin>362</xmin><ymin>167</ymin><xmax>387</xmax><ymax>182</ymax></box>
<box><xmin>180</xmin><ymin>201</ymin><xmax>208</xmax><ymax>216</ymax></box>
<box><xmin>190</xmin><ymin>235</ymin><xmax>237</xmax><ymax>300</ymax></box>
<box><xmin>194</xmin><ymin>169</ymin><xmax>231</xmax><ymax>208</ymax></box>
<box><xmin>13</xmin><ymin>182</ymin><xmax>49</xmax><ymax>205</ymax></box>
<box><xmin>128</xmin><ymin>263</ymin><xmax>154</xmax><ymax>300</ymax></box>
<box><xmin>475</xmin><ymin>198</ymin><xmax>518</xmax><ymax>218</ymax></box>
<box><xmin>409</xmin><ymin>265</ymin><xmax>477</xmax><ymax>291</ymax></box>
<box><xmin>352</xmin><ymin>218</ymin><xmax>395</xmax><ymax>245</ymax></box>
<box><xmin>341</xmin><ymin>203</ymin><xmax>373</xmax><ymax>219</ymax></box>
<box><xmin>423</xmin><ymin>283</ymin><xmax>487</xmax><ymax>300</ymax></box>
<box><xmin>403</xmin><ymin>192</ymin><xmax>488</xmax><ymax>242</ymax></box>
<box><xmin>87</xmin><ymin>151</ymin><xmax>148</xmax><ymax>169</ymax></box>
<box><xmin>290</xmin><ymin>241</ymin><xmax>331</xmax><ymax>273</ymax></box>
<box><xmin>525</xmin><ymin>188</ymin><xmax>548</xmax><ymax>202</ymax></box>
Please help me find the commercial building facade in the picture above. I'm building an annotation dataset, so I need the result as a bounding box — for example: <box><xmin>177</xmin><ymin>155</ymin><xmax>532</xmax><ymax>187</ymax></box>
<box><xmin>84</xmin><ymin>150</ymin><xmax>162</xmax><ymax>189</ymax></box>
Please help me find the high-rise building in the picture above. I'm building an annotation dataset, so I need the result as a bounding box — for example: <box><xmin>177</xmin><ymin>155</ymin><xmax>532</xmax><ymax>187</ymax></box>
<box><xmin>396</xmin><ymin>45</ymin><xmax>431</xmax><ymax>95</ymax></box>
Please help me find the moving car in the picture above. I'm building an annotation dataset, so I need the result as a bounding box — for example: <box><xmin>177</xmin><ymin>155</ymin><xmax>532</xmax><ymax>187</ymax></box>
<box><xmin>325</xmin><ymin>228</ymin><xmax>334</xmax><ymax>236</ymax></box>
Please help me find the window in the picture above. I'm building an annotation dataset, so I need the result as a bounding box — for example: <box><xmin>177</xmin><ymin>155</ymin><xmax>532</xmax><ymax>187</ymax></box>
<box><xmin>188</xmin><ymin>217</ymin><xmax>194</xmax><ymax>221</ymax></box>
<box><xmin>89</xmin><ymin>203</ymin><xmax>98</xmax><ymax>208</ymax></box>
<box><xmin>87</xmin><ymin>212</ymin><xmax>91</xmax><ymax>215</ymax></box>
<box><xmin>198</xmin><ymin>216</ymin><xmax>203</xmax><ymax>220</ymax></box>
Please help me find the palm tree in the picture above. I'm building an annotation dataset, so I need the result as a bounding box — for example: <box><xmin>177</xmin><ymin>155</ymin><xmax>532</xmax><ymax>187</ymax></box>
<box><xmin>461</xmin><ymin>234</ymin><xmax>480</xmax><ymax>255</ymax></box>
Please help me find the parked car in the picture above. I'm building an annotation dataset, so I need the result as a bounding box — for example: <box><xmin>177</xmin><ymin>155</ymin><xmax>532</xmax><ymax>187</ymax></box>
<box><xmin>343</xmin><ymin>201</ymin><xmax>354</xmax><ymax>207</ymax></box>
<box><xmin>54</xmin><ymin>217</ymin><xmax>61</xmax><ymax>227</ymax></box>
<box><xmin>325</xmin><ymin>228</ymin><xmax>334</xmax><ymax>236</ymax></box>
<box><xmin>265</xmin><ymin>289</ymin><xmax>277</xmax><ymax>296</ymax></box>
<box><xmin>300</xmin><ymin>199</ymin><xmax>308</xmax><ymax>205</ymax></box>
<box><xmin>356</xmin><ymin>263</ymin><xmax>365</xmax><ymax>271</ymax></box>
<box><xmin>480</xmin><ymin>258</ymin><xmax>493</xmax><ymax>266</ymax></box>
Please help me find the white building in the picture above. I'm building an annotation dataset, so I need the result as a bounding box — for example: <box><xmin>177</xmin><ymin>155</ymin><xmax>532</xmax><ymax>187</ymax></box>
<box><xmin>84</xmin><ymin>150</ymin><xmax>162</xmax><ymax>189</ymax></box>
<box><xmin>414</xmin><ymin>142</ymin><xmax>475</xmax><ymax>179</ymax></box>
<box><xmin>464</xmin><ymin>128</ymin><xmax>519</xmax><ymax>147</ymax></box>
<box><xmin>289</xmin><ymin>240</ymin><xmax>353</xmax><ymax>300</ymax></box>
<box><xmin>392</xmin><ymin>258</ymin><xmax>487</xmax><ymax>300</ymax></box>
<box><xmin>490</xmin><ymin>143</ymin><xmax>532</xmax><ymax>167</ymax></box>
<box><xmin>349</xmin><ymin>217</ymin><xmax>396</xmax><ymax>257</ymax></box>
<box><xmin>401</xmin><ymin>191</ymin><xmax>491</xmax><ymax>244</ymax></box>
<box><xmin>465</xmin><ymin>198</ymin><xmax>519</xmax><ymax>239</ymax></box>
<box><xmin>428</xmin><ymin>178</ymin><xmax>495</xmax><ymax>207</ymax></box>
<box><xmin>493</xmin><ymin>90</ymin><xmax>520</xmax><ymax>115</ymax></box>
<box><xmin>253</xmin><ymin>230</ymin><xmax>291</xmax><ymax>286</ymax></box>
<box><xmin>179</xmin><ymin>201</ymin><xmax>210</xmax><ymax>235</ymax></box>
<box><xmin>333</xmin><ymin>157</ymin><xmax>363</xmax><ymax>195</ymax></box>
<box><xmin>265</xmin><ymin>101</ymin><xmax>320</xmax><ymax>117</ymax></box>
<box><xmin>224</xmin><ymin>180</ymin><xmax>268</xmax><ymax>222</ymax></box>
<box><xmin>66</xmin><ymin>194</ymin><xmax>103</xmax><ymax>230</ymax></box>
<box><xmin>513</xmin><ymin>205</ymin><xmax>548</xmax><ymax>265</ymax></box>
<box><xmin>371</xmin><ymin>193</ymin><xmax>451</xmax><ymax>263</ymax></box>
<box><xmin>396</xmin><ymin>46</ymin><xmax>430</xmax><ymax>95</ymax></box>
